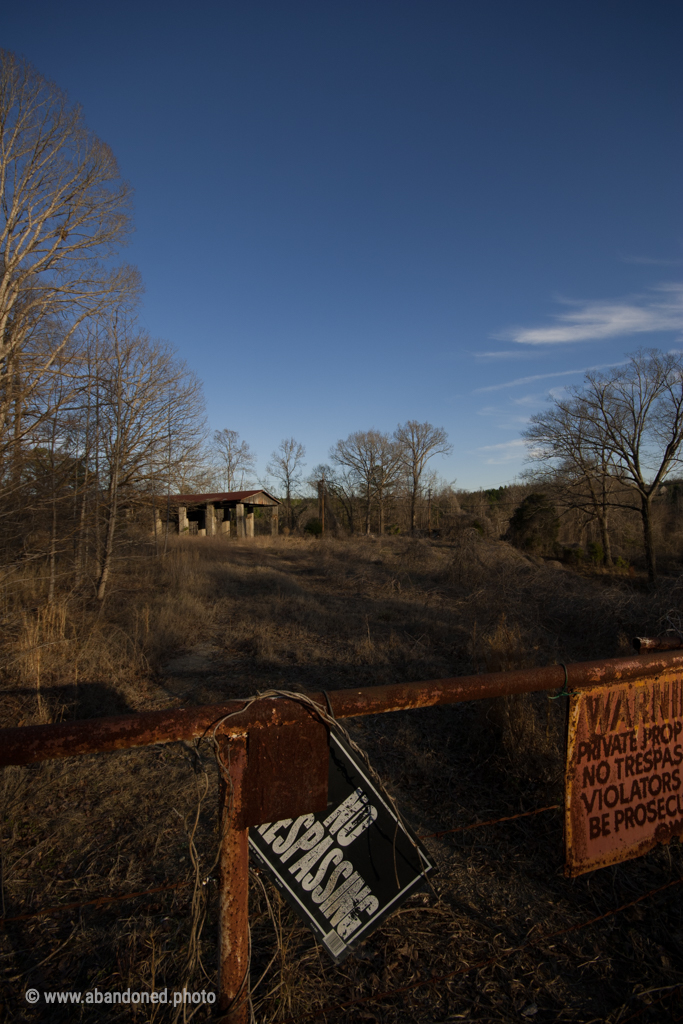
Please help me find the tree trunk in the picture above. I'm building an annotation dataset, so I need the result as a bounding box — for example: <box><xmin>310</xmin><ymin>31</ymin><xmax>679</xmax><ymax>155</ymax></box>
<box><xmin>598</xmin><ymin>513</ymin><xmax>613</xmax><ymax>567</ymax></box>
<box><xmin>76</xmin><ymin>476</ymin><xmax>89</xmax><ymax>584</ymax></box>
<box><xmin>94</xmin><ymin>364</ymin><xmax>101</xmax><ymax>568</ymax></box>
<box><xmin>11</xmin><ymin>363</ymin><xmax>23</xmax><ymax>491</ymax></box>
<box><xmin>48</xmin><ymin>500</ymin><xmax>57</xmax><ymax>605</ymax></box>
<box><xmin>96</xmin><ymin>489</ymin><xmax>118</xmax><ymax>602</ymax></box>
<box><xmin>76</xmin><ymin>390</ymin><xmax>92</xmax><ymax>585</ymax></box>
<box><xmin>640</xmin><ymin>495</ymin><xmax>656</xmax><ymax>583</ymax></box>
<box><xmin>163</xmin><ymin>396</ymin><xmax>171</xmax><ymax>555</ymax></box>
<box><xmin>410</xmin><ymin>487</ymin><xmax>417</xmax><ymax>536</ymax></box>
<box><xmin>47</xmin><ymin>418</ymin><xmax>58</xmax><ymax>604</ymax></box>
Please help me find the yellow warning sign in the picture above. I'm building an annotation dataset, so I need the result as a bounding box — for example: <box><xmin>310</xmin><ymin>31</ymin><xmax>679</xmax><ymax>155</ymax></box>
<box><xmin>565</xmin><ymin>672</ymin><xmax>683</xmax><ymax>876</ymax></box>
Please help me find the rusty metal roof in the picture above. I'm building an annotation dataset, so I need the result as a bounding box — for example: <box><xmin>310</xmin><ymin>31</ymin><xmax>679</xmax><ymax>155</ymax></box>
<box><xmin>168</xmin><ymin>490</ymin><xmax>281</xmax><ymax>505</ymax></box>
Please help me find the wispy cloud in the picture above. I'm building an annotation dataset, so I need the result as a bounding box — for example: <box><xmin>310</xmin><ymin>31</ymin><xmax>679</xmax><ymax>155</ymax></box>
<box><xmin>474</xmin><ymin>350</ymin><xmax>536</xmax><ymax>359</ymax></box>
<box><xmin>511</xmin><ymin>395</ymin><xmax>544</xmax><ymax>406</ymax></box>
<box><xmin>498</xmin><ymin>283</ymin><xmax>683</xmax><ymax>345</ymax></box>
<box><xmin>619</xmin><ymin>255</ymin><xmax>683</xmax><ymax>267</ymax></box>
<box><xmin>473</xmin><ymin>361</ymin><xmax>625</xmax><ymax>394</ymax></box>
<box><xmin>478</xmin><ymin>439</ymin><xmax>527</xmax><ymax>451</ymax></box>
<box><xmin>475</xmin><ymin>439</ymin><xmax>527</xmax><ymax>465</ymax></box>
<box><xmin>477</xmin><ymin>404</ymin><xmax>531</xmax><ymax>424</ymax></box>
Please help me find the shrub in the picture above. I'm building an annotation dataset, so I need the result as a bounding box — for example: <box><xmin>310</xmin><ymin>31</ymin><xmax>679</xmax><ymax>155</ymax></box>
<box><xmin>304</xmin><ymin>518</ymin><xmax>323</xmax><ymax>536</ymax></box>
<box><xmin>587</xmin><ymin>541</ymin><xmax>604</xmax><ymax>565</ymax></box>
<box><xmin>563</xmin><ymin>546</ymin><xmax>585</xmax><ymax>566</ymax></box>
<box><xmin>506</xmin><ymin>493</ymin><xmax>559</xmax><ymax>554</ymax></box>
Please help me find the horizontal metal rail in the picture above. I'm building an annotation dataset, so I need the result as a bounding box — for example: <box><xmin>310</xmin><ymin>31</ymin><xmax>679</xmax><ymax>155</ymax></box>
<box><xmin>1</xmin><ymin>650</ymin><xmax>681</xmax><ymax>766</ymax></box>
<box><xmin>633</xmin><ymin>635</ymin><xmax>683</xmax><ymax>652</ymax></box>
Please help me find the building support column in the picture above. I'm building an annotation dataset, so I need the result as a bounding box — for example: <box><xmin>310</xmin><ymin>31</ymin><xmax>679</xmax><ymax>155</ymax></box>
<box><xmin>178</xmin><ymin>506</ymin><xmax>188</xmax><ymax>534</ymax></box>
<box><xmin>246</xmin><ymin>509</ymin><xmax>254</xmax><ymax>538</ymax></box>
<box><xmin>206</xmin><ymin>502</ymin><xmax>215</xmax><ymax>537</ymax></box>
<box><xmin>236</xmin><ymin>503</ymin><xmax>245</xmax><ymax>538</ymax></box>
<box><xmin>271</xmin><ymin>508</ymin><xmax>279</xmax><ymax>536</ymax></box>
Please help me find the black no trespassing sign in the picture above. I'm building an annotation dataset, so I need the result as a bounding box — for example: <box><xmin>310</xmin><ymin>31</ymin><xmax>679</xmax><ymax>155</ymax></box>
<box><xmin>248</xmin><ymin>732</ymin><xmax>436</xmax><ymax>963</ymax></box>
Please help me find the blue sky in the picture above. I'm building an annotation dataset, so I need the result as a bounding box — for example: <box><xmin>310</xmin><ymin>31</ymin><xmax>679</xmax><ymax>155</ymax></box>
<box><xmin>4</xmin><ymin>1</ymin><xmax>682</xmax><ymax>489</ymax></box>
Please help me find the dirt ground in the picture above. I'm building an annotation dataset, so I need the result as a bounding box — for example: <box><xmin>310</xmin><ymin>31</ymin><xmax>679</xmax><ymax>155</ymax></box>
<box><xmin>1</xmin><ymin>534</ymin><xmax>682</xmax><ymax>1022</ymax></box>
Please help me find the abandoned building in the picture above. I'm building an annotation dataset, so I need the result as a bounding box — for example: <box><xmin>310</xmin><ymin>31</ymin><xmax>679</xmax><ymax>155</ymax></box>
<box><xmin>158</xmin><ymin>490</ymin><xmax>281</xmax><ymax>537</ymax></box>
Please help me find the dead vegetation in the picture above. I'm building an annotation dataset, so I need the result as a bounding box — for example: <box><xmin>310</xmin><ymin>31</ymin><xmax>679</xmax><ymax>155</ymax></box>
<box><xmin>1</xmin><ymin>532</ymin><xmax>683</xmax><ymax>1022</ymax></box>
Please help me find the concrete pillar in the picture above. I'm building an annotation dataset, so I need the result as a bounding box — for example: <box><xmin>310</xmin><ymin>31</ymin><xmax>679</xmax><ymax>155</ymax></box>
<box><xmin>236</xmin><ymin>503</ymin><xmax>245</xmax><ymax>538</ymax></box>
<box><xmin>271</xmin><ymin>508</ymin><xmax>279</xmax><ymax>536</ymax></box>
<box><xmin>246</xmin><ymin>509</ymin><xmax>254</xmax><ymax>538</ymax></box>
<box><xmin>219</xmin><ymin>519</ymin><xmax>231</xmax><ymax>536</ymax></box>
<box><xmin>178</xmin><ymin>505</ymin><xmax>188</xmax><ymax>534</ymax></box>
<box><xmin>153</xmin><ymin>507</ymin><xmax>162</xmax><ymax>536</ymax></box>
<box><xmin>206</xmin><ymin>502</ymin><xmax>215</xmax><ymax>537</ymax></box>
<box><xmin>198</xmin><ymin>528</ymin><xmax>206</xmax><ymax>537</ymax></box>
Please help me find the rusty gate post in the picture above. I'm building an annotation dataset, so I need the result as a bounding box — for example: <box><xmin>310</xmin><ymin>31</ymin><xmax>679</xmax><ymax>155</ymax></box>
<box><xmin>217</xmin><ymin>732</ymin><xmax>250</xmax><ymax>1024</ymax></box>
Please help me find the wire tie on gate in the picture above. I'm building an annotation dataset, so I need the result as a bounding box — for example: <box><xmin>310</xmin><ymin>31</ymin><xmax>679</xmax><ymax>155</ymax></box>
<box><xmin>550</xmin><ymin>661</ymin><xmax>573</xmax><ymax>699</ymax></box>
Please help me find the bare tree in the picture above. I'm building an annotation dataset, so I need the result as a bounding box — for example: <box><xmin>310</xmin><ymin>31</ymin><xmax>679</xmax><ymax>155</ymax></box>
<box><xmin>267</xmin><ymin>438</ymin><xmax>305</xmax><ymax>529</ymax></box>
<box><xmin>394</xmin><ymin>421</ymin><xmax>452</xmax><ymax>535</ymax></box>
<box><xmin>213</xmin><ymin>429</ymin><xmax>255</xmax><ymax>492</ymax></box>
<box><xmin>18</xmin><ymin>345</ymin><xmax>83</xmax><ymax>602</ymax></box>
<box><xmin>524</xmin><ymin>398</ymin><xmax>617</xmax><ymax>566</ymax></box>
<box><xmin>330</xmin><ymin>431</ymin><xmax>376</xmax><ymax>535</ymax></box>
<box><xmin>579</xmin><ymin>350</ymin><xmax>683</xmax><ymax>581</ymax></box>
<box><xmin>0</xmin><ymin>51</ymin><xmax>137</xmax><ymax>445</ymax></box>
<box><xmin>544</xmin><ymin>350</ymin><xmax>683</xmax><ymax>582</ymax></box>
<box><xmin>330</xmin><ymin>429</ymin><xmax>401</xmax><ymax>534</ymax></box>
<box><xmin>309</xmin><ymin>463</ymin><xmax>359</xmax><ymax>533</ymax></box>
<box><xmin>0</xmin><ymin>53</ymin><xmax>213</xmax><ymax>612</ymax></box>
<box><xmin>94</xmin><ymin>316</ymin><xmax>206</xmax><ymax>601</ymax></box>
<box><xmin>372</xmin><ymin>432</ymin><xmax>402</xmax><ymax>534</ymax></box>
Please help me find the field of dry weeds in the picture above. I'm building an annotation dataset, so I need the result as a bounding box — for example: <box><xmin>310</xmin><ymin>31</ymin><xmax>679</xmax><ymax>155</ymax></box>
<box><xmin>1</xmin><ymin>533</ymin><xmax>682</xmax><ymax>1023</ymax></box>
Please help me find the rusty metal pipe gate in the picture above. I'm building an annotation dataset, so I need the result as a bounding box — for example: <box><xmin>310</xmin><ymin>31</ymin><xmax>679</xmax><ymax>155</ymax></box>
<box><xmin>2</xmin><ymin>650</ymin><xmax>681</xmax><ymax>1022</ymax></box>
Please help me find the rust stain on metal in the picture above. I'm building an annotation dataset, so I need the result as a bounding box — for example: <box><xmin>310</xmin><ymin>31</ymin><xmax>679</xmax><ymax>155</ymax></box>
<box><xmin>3</xmin><ymin>651</ymin><xmax>683</xmax><ymax>767</ymax></box>
<box><xmin>218</xmin><ymin>733</ymin><xmax>250</xmax><ymax>1024</ymax></box>
<box><xmin>633</xmin><ymin>635</ymin><xmax>683</xmax><ymax>653</ymax></box>
<box><xmin>0</xmin><ymin>694</ymin><xmax>325</xmax><ymax>766</ymax></box>
<box><xmin>237</xmin><ymin>713</ymin><xmax>328</xmax><ymax>829</ymax></box>
<box><xmin>565</xmin><ymin>669</ymin><xmax>683</xmax><ymax>877</ymax></box>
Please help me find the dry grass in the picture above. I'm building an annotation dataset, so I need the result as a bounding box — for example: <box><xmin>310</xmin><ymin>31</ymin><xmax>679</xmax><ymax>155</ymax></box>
<box><xmin>1</xmin><ymin>532</ymin><xmax>682</xmax><ymax>1022</ymax></box>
